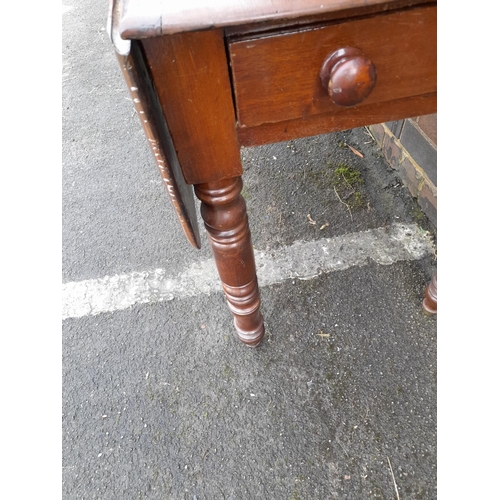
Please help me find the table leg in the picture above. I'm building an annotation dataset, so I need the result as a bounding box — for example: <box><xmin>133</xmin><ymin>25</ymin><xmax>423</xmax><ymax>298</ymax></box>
<box><xmin>422</xmin><ymin>273</ymin><xmax>437</xmax><ymax>315</ymax></box>
<box><xmin>194</xmin><ymin>176</ymin><xmax>264</xmax><ymax>346</ymax></box>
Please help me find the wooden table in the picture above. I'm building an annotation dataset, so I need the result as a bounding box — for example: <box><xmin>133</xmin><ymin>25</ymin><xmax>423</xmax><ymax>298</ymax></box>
<box><xmin>107</xmin><ymin>0</ymin><xmax>437</xmax><ymax>346</ymax></box>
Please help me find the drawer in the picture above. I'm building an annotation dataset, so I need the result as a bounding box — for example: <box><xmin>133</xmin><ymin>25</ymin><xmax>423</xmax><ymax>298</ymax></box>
<box><xmin>228</xmin><ymin>5</ymin><xmax>436</xmax><ymax>128</ymax></box>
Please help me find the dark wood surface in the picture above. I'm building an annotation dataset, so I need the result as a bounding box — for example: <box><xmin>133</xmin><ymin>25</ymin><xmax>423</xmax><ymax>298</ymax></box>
<box><xmin>194</xmin><ymin>178</ymin><xmax>264</xmax><ymax>347</ymax></box>
<box><xmin>109</xmin><ymin>0</ymin><xmax>437</xmax><ymax>344</ymax></box>
<box><xmin>119</xmin><ymin>0</ymin><xmax>432</xmax><ymax>38</ymax></box>
<box><xmin>319</xmin><ymin>47</ymin><xmax>377</xmax><ymax>107</ymax></box>
<box><xmin>237</xmin><ymin>92</ymin><xmax>436</xmax><ymax>147</ymax></box>
<box><xmin>423</xmin><ymin>274</ymin><xmax>437</xmax><ymax>315</ymax></box>
<box><xmin>141</xmin><ymin>30</ymin><xmax>242</xmax><ymax>185</ymax></box>
<box><xmin>229</xmin><ymin>5</ymin><xmax>436</xmax><ymax>128</ymax></box>
<box><xmin>114</xmin><ymin>41</ymin><xmax>201</xmax><ymax>248</ymax></box>
<box><xmin>223</xmin><ymin>0</ymin><xmax>432</xmax><ymax>38</ymax></box>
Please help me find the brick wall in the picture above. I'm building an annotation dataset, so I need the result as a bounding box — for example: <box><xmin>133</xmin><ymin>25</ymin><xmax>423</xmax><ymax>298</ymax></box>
<box><xmin>369</xmin><ymin>114</ymin><xmax>437</xmax><ymax>227</ymax></box>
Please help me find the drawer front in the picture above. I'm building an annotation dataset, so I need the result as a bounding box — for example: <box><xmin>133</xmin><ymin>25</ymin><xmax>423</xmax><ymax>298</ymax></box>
<box><xmin>229</xmin><ymin>5</ymin><xmax>436</xmax><ymax>128</ymax></box>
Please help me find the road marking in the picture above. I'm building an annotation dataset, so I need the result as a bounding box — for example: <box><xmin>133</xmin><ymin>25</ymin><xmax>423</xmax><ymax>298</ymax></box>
<box><xmin>62</xmin><ymin>223</ymin><xmax>434</xmax><ymax>319</ymax></box>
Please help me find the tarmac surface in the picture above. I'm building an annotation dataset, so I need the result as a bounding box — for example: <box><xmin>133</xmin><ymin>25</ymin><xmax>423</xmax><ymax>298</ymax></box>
<box><xmin>62</xmin><ymin>0</ymin><xmax>437</xmax><ymax>498</ymax></box>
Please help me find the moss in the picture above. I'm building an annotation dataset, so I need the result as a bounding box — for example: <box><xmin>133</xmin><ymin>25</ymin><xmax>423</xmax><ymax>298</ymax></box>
<box><xmin>410</xmin><ymin>199</ymin><xmax>426</xmax><ymax>222</ymax></box>
<box><xmin>300</xmin><ymin>162</ymin><xmax>367</xmax><ymax>212</ymax></box>
<box><xmin>333</xmin><ymin>163</ymin><xmax>364</xmax><ymax>188</ymax></box>
<box><xmin>349</xmin><ymin>191</ymin><xmax>366</xmax><ymax>209</ymax></box>
<box><xmin>332</xmin><ymin>164</ymin><xmax>366</xmax><ymax>210</ymax></box>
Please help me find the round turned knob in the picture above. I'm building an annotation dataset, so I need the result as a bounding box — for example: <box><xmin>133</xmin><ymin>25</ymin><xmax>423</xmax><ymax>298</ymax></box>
<box><xmin>320</xmin><ymin>47</ymin><xmax>377</xmax><ymax>107</ymax></box>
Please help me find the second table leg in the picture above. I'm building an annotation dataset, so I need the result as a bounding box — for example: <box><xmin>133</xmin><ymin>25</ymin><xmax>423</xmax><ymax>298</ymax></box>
<box><xmin>422</xmin><ymin>273</ymin><xmax>437</xmax><ymax>315</ymax></box>
<box><xmin>194</xmin><ymin>176</ymin><xmax>264</xmax><ymax>346</ymax></box>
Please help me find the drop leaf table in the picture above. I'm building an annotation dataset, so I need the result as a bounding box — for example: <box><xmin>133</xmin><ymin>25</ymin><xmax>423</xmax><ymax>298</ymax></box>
<box><xmin>107</xmin><ymin>0</ymin><xmax>437</xmax><ymax>346</ymax></box>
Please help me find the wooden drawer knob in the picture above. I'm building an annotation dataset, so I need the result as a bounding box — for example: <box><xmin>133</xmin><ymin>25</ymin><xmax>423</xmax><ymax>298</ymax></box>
<box><xmin>320</xmin><ymin>47</ymin><xmax>377</xmax><ymax>107</ymax></box>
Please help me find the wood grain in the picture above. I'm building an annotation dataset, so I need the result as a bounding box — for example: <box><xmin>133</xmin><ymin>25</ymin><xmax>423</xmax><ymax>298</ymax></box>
<box><xmin>229</xmin><ymin>4</ymin><xmax>436</xmax><ymax>128</ymax></box>
<box><xmin>422</xmin><ymin>274</ymin><xmax>437</xmax><ymax>315</ymax></box>
<box><xmin>223</xmin><ymin>0</ymin><xmax>432</xmax><ymax>38</ymax></box>
<box><xmin>237</xmin><ymin>92</ymin><xmax>436</xmax><ymax>147</ymax></box>
<box><xmin>320</xmin><ymin>47</ymin><xmax>377</xmax><ymax>107</ymax></box>
<box><xmin>194</xmin><ymin>177</ymin><xmax>264</xmax><ymax>346</ymax></box>
<box><xmin>115</xmin><ymin>41</ymin><xmax>201</xmax><ymax>248</ymax></box>
<box><xmin>141</xmin><ymin>30</ymin><xmax>242</xmax><ymax>185</ymax></box>
<box><xmin>119</xmin><ymin>0</ymin><xmax>432</xmax><ymax>38</ymax></box>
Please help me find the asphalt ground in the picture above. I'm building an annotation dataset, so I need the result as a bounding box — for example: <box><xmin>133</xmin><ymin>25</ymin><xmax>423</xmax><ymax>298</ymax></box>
<box><xmin>59</xmin><ymin>1</ymin><xmax>442</xmax><ymax>498</ymax></box>
<box><xmin>6</xmin><ymin>2</ymin><xmax>497</xmax><ymax>499</ymax></box>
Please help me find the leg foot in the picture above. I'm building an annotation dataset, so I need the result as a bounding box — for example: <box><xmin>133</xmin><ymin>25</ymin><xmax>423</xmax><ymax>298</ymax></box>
<box><xmin>422</xmin><ymin>273</ymin><xmax>437</xmax><ymax>315</ymax></box>
<box><xmin>194</xmin><ymin>177</ymin><xmax>264</xmax><ymax>346</ymax></box>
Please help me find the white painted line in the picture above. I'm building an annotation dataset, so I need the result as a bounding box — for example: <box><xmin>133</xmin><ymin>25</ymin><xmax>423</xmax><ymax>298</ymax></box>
<box><xmin>62</xmin><ymin>223</ymin><xmax>434</xmax><ymax>320</ymax></box>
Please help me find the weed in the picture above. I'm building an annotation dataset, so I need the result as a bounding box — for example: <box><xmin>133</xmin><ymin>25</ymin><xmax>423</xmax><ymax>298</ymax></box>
<box><xmin>333</xmin><ymin>163</ymin><xmax>364</xmax><ymax>188</ymax></box>
<box><xmin>332</xmin><ymin>164</ymin><xmax>366</xmax><ymax>210</ymax></box>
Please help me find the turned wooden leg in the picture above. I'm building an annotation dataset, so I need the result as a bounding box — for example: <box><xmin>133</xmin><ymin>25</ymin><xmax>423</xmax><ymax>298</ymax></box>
<box><xmin>194</xmin><ymin>177</ymin><xmax>264</xmax><ymax>347</ymax></box>
<box><xmin>422</xmin><ymin>273</ymin><xmax>437</xmax><ymax>315</ymax></box>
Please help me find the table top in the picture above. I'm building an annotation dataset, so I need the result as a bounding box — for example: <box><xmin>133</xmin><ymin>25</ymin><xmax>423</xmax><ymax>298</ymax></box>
<box><xmin>107</xmin><ymin>0</ymin><xmax>436</xmax><ymax>249</ymax></box>
<box><xmin>116</xmin><ymin>0</ymin><xmax>431</xmax><ymax>39</ymax></box>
